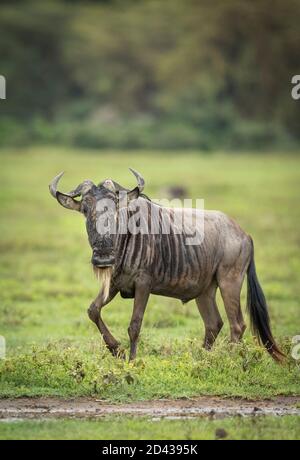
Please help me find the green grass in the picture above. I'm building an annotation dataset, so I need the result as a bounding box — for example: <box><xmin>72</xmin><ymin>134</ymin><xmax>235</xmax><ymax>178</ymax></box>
<box><xmin>0</xmin><ymin>147</ymin><xmax>300</xmax><ymax>401</ymax></box>
<box><xmin>0</xmin><ymin>415</ymin><xmax>299</xmax><ymax>440</ymax></box>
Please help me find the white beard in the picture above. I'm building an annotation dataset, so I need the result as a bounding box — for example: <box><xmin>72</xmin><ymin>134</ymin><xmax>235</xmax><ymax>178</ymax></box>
<box><xmin>93</xmin><ymin>266</ymin><xmax>113</xmax><ymax>302</ymax></box>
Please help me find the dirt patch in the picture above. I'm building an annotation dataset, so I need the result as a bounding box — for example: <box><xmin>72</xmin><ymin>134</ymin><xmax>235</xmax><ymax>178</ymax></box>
<box><xmin>0</xmin><ymin>396</ymin><xmax>299</xmax><ymax>421</ymax></box>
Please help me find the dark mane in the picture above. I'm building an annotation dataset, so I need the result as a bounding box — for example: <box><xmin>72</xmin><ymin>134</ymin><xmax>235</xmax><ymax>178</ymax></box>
<box><xmin>140</xmin><ymin>193</ymin><xmax>151</xmax><ymax>202</ymax></box>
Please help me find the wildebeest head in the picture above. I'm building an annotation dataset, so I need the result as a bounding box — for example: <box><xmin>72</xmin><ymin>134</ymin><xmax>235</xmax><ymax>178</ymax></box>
<box><xmin>49</xmin><ymin>168</ymin><xmax>145</xmax><ymax>271</ymax></box>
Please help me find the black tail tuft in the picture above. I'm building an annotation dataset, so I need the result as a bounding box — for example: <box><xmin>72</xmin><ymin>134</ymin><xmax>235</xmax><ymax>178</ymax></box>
<box><xmin>247</xmin><ymin>238</ymin><xmax>285</xmax><ymax>362</ymax></box>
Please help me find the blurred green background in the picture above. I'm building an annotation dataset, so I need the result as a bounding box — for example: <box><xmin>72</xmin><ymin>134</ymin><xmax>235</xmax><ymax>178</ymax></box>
<box><xmin>0</xmin><ymin>2</ymin><xmax>300</xmax><ymax>439</ymax></box>
<box><xmin>0</xmin><ymin>0</ymin><xmax>299</xmax><ymax>150</ymax></box>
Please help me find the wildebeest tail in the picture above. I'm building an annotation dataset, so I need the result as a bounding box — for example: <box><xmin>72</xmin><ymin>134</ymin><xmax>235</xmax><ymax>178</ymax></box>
<box><xmin>247</xmin><ymin>238</ymin><xmax>285</xmax><ymax>362</ymax></box>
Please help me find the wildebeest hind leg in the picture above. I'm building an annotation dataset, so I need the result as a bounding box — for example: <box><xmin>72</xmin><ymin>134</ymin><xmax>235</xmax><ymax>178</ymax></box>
<box><xmin>88</xmin><ymin>287</ymin><xmax>123</xmax><ymax>357</ymax></box>
<box><xmin>195</xmin><ymin>281</ymin><xmax>223</xmax><ymax>349</ymax></box>
<box><xmin>218</xmin><ymin>272</ymin><xmax>247</xmax><ymax>343</ymax></box>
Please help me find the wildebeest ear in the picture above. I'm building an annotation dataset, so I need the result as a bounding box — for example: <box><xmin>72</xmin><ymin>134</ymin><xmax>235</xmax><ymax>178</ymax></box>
<box><xmin>56</xmin><ymin>192</ymin><xmax>81</xmax><ymax>212</ymax></box>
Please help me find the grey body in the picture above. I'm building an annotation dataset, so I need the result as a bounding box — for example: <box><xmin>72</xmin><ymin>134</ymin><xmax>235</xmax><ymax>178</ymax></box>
<box><xmin>49</xmin><ymin>170</ymin><xmax>283</xmax><ymax>362</ymax></box>
<box><xmin>112</xmin><ymin>201</ymin><xmax>250</xmax><ymax>303</ymax></box>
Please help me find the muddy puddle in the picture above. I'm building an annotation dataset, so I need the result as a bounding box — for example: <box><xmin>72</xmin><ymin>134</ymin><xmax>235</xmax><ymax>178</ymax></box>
<box><xmin>0</xmin><ymin>396</ymin><xmax>299</xmax><ymax>421</ymax></box>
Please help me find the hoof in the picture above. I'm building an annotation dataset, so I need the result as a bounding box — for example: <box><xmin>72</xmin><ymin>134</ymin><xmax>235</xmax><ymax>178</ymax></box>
<box><xmin>111</xmin><ymin>346</ymin><xmax>126</xmax><ymax>360</ymax></box>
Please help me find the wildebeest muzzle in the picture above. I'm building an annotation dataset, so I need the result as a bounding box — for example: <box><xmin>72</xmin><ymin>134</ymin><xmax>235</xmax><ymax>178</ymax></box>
<box><xmin>91</xmin><ymin>247</ymin><xmax>115</xmax><ymax>268</ymax></box>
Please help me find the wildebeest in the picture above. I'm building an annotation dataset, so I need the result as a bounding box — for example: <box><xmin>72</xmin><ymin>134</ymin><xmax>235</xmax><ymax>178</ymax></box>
<box><xmin>49</xmin><ymin>169</ymin><xmax>284</xmax><ymax>362</ymax></box>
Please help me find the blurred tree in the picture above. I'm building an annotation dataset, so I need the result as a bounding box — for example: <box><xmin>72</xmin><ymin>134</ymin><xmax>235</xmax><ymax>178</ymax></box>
<box><xmin>0</xmin><ymin>0</ymin><xmax>299</xmax><ymax>149</ymax></box>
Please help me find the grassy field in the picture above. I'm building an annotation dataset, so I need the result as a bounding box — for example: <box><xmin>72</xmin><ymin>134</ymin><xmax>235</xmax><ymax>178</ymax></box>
<box><xmin>0</xmin><ymin>148</ymin><xmax>299</xmax><ymax>438</ymax></box>
<box><xmin>0</xmin><ymin>415</ymin><xmax>299</xmax><ymax>440</ymax></box>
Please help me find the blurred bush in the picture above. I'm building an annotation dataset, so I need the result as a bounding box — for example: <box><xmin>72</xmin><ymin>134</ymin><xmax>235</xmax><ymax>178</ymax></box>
<box><xmin>0</xmin><ymin>0</ymin><xmax>299</xmax><ymax>150</ymax></box>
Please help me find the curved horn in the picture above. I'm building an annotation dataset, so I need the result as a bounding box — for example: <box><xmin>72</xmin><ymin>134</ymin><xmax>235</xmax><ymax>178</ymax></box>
<box><xmin>129</xmin><ymin>168</ymin><xmax>145</xmax><ymax>193</ymax></box>
<box><xmin>49</xmin><ymin>172</ymin><xmax>92</xmax><ymax>212</ymax></box>
<box><xmin>49</xmin><ymin>171</ymin><xmax>65</xmax><ymax>198</ymax></box>
<box><xmin>49</xmin><ymin>172</ymin><xmax>94</xmax><ymax>199</ymax></box>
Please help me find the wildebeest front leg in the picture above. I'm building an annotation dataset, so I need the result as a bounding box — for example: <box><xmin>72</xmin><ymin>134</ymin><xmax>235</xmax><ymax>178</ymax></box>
<box><xmin>128</xmin><ymin>282</ymin><xmax>150</xmax><ymax>361</ymax></box>
<box><xmin>88</xmin><ymin>287</ymin><xmax>122</xmax><ymax>357</ymax></box>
